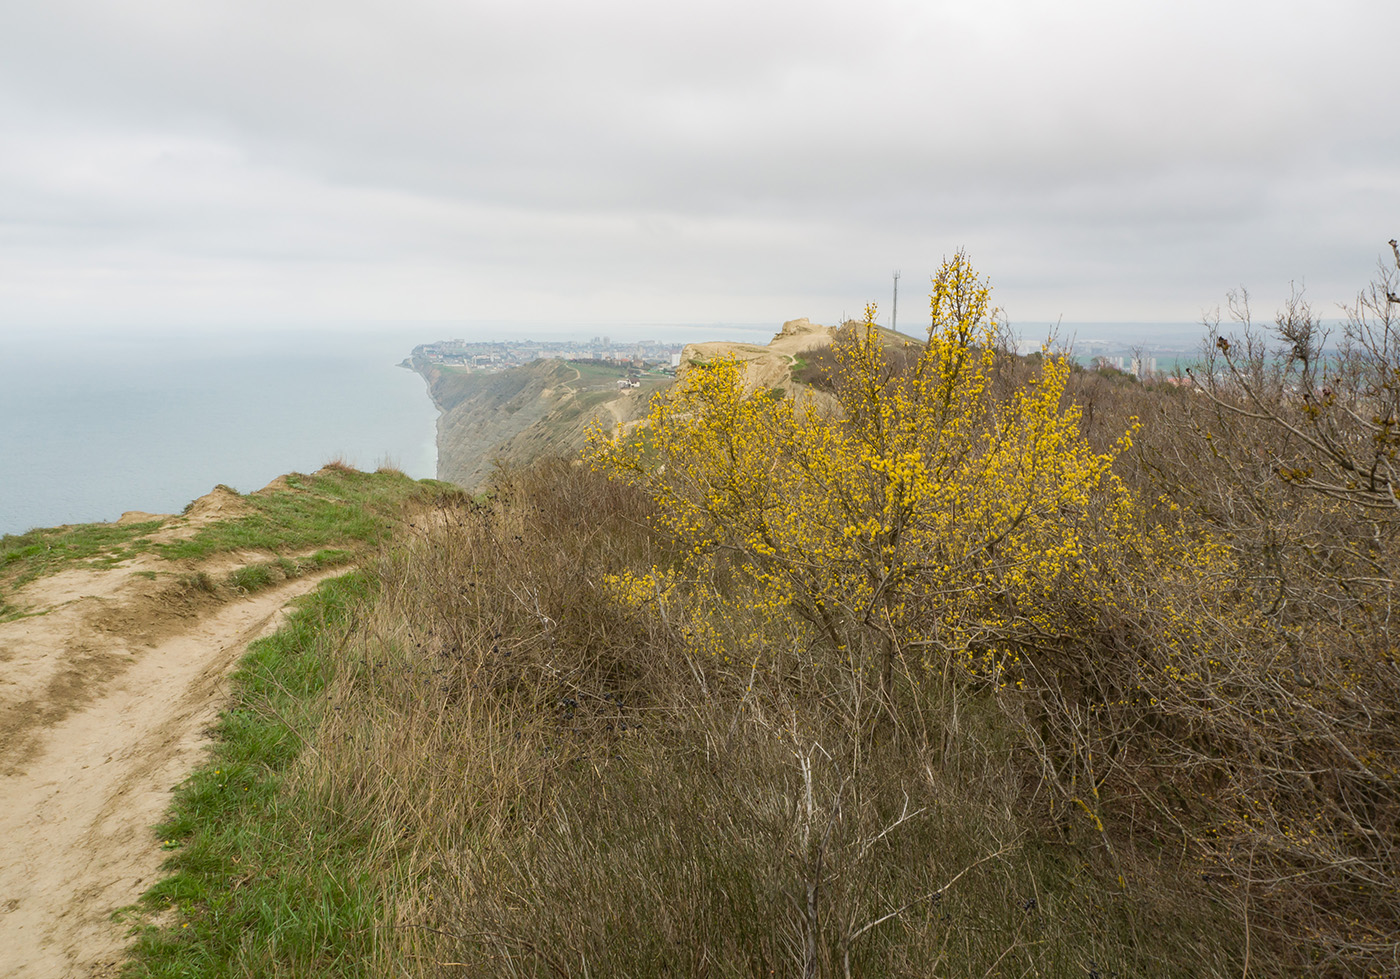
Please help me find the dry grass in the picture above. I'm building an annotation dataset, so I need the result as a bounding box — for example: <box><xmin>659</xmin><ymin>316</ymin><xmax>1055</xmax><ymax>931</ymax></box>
<box><xmin>278</xmin><ymin>460</ymin><xmax>1242</xmax><ymax>978</ymax></box>
<box><xmin>1005</xmin><ymin>338</ymin><xmax>1400</xmax><ymax>976</ymax></box>
<box><xmin>129</xmin><ymin>318</ymin><xmax>1400</xmax><ymax>975</ymax></box>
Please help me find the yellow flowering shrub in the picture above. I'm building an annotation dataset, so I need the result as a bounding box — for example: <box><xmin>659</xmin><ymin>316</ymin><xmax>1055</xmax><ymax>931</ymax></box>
<box><xmin>585</xmin><ymin>253</ymin><xmax>1400</xmax><ymax>971</ymax></box>
<box><xmin>591</xmin><ymin>253</ymin><xmax>1212</xmax><ymax>694</ymax></box>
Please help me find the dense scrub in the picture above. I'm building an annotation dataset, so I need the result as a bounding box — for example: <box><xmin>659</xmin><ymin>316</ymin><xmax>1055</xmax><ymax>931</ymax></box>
<box><xmin>580</xmin><ymin>251</ymin><xmax>1400</xmax><ymax>974</ymax></box>
<box><xmin>295</xmin><ymin>461</ymin><xmax>1240</xmax><ymax>977</ymax></box>
<box><xmin>128</xmin><ymin>254</ymin><xmax>1399</xmax><ymax>977</ymax></box>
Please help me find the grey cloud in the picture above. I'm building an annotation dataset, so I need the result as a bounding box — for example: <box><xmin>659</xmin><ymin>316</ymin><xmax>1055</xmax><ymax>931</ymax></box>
<box><xmin>0</xmin><ymin>0</ymin><xmax>1396</xmax><ymax>329</ymax></box>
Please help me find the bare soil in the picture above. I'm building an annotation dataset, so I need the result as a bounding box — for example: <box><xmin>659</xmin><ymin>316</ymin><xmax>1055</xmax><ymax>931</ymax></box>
<box><xmin>679</xmin><ymin>317</ymin><xmax>837</xmax><ymax>395</ymax></box>
<box><xmin>0</xmin><ymin>512</ymin><xmax>344</xmax><ymax>978</ymax></box>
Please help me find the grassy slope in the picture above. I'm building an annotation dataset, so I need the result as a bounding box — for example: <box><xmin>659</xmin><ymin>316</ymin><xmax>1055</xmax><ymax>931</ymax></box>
<box><xmin>422</xmin><ymin>357</ymin><xmax>669</xmax><ymax>490</ymax></box>
<box><xmin>0</xmin><ymin>466</ymin><xmax>460</xmax><ymax>617</ymax></box>
<box><xmin>119</xmin><ymin>460</ymin><xmax>1246</xmax><ymax>979</ymax></box>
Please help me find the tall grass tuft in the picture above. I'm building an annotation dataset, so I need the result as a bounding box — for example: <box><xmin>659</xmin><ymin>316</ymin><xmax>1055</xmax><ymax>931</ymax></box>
<box><xmin>279</xmin><ymin>460</ymin><xmax>1241</xmax><ymax>977</ymax></box>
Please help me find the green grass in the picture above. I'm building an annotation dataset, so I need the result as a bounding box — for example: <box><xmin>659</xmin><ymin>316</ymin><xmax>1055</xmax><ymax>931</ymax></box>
<box><xmin>225</xmin><ymin>564</ymin><xmax>276</xmax><ymax>593</ymax></box>
<box><xmin>119</xmin><ymin>572</ymin><xmax>400</xmax><ymax>978</ymax></box>
<box><xmin>567</xmin><ymin>359</ymin><xmax>631</xmax><ymax>381</ymax></box>
<box><xmin>1</xmin><ymin>520</ymin><xmax>163</xmax><ymax>588</ymax></box>
<box><xmin>154</xmin><ymin>469</ymin><xmax>437</xmax><ymax>562</ymax></box>
<box><xmin>0</xmin><ymin>519</ymin><xmax>164</xmax><ymax>619</ymax></box>
<box><xmin>573</xmin><ymin>386</ymin><xmax>625</xmax><ymax>413</ymax></box>
<box><xmin>224</xmin><ymin>550</ymin><xmax>355</xmax><ymax>595</ymax></box>
<box><xmin>0</xmin><ymin>466</ymin><xmax>458</xmax><ymax>619</ymax></box>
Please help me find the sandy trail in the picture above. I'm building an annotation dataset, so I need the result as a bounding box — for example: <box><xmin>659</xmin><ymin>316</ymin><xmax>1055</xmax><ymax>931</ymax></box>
<box><xmin>0</xmin><ymin>562</ymin><xmax>343</xmax><ymax>979</ymax></box>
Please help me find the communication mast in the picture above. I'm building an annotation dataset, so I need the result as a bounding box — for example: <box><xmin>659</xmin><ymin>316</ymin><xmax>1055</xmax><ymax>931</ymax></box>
<box><xmin>892</xmin><ymin>270</ymin><xmax>900</xmax><ymax>333</ymax></box>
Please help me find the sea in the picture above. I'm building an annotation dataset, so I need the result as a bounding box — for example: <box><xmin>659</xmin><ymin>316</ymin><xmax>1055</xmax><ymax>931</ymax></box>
<box><xmin>0</xmin><ymin>318</ymin><xmax>1206</xmax><ymax>538</ymax></box>
<box><xmin>0</xmin><ymin>327</ymin><xmax>441</xmax><ymax>537</ymax></box>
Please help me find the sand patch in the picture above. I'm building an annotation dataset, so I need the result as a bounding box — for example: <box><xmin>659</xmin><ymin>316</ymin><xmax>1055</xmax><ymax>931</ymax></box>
<box><xmin>0</xmin><ymin>547</ymin><xmax>330</xmax><ymax>775</ymax></box>
<box><xmin>254</xmin><ymin>474</ymin><xmax>292</xmax><ymax>495</ymax></box>
<box><xmin>679</xmin><ymin>317</ymin><xmax>837</xmax><ymax>395</ymax></box>
<box><xmin>142</xmin><ymin>486</ymin><xmax>249</xmax><ymax>545</ymax></box>
<box><xmin>116</xmin><ymin>511</ymin><xmax>170</xmax><ymax>526</ymax></box>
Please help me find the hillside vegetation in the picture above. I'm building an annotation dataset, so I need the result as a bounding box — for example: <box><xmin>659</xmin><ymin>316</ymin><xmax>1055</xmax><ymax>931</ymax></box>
<box><xmin>0</xmin><ymin>465</ymin><xmax>450</xmax><ymax>619</ymax></box>
<box><xmin>123</xmin><ymin>254</ymin><xmax>1399</xmax><ymax>978</ymax></box>
<box><xmin>415</xmin><ymin>316</ymin><xmax>877</xmax><ymax>491</ymax></box>
<box><xmin>417</xmin><ymin>355</ymin><xmax>669</xmax><ymax>490</ymax></box>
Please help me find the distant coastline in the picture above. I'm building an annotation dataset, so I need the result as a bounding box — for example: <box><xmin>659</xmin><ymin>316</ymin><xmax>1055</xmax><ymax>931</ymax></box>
<box><xmin>402</xmin><ymin>322</ymin><xmax>1217</xmax><ymax>490</ymax></box>
<box><xmin>407</xmin><ymin>338</ymin><xmax>681</xmax><ymax>489</ymax></box>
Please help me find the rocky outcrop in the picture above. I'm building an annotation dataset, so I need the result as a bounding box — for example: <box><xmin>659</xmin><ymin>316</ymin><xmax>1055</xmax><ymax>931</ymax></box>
<box><xmin>678</xmin><ymin>318</ymin><xmax>839</xmax><ymax>395</ymax></box>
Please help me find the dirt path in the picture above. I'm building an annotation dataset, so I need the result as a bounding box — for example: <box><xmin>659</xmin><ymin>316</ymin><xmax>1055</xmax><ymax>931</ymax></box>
<box><xmin>0</xmin><ymin>560</ymin><xmax>344</xmax><ymax>978</ymax></box>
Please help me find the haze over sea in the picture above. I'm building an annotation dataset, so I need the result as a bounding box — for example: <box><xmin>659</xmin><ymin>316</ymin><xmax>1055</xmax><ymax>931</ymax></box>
<box><xmin>0</xmin><ymin>328</ymin><xmax>439</xmax><ymax>537</ymax></box>
<box><xmin>1</xmin><ymin>318</ymin><xmax>1206</xmax><ymax>538</ymax></box>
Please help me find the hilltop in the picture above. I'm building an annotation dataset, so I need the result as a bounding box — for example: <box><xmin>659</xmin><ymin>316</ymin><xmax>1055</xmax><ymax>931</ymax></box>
<box><xmin>678</xmin><ymin>316</ymin><xmax>839</xmax><ymax>393</ymax></box>
<box><xmin>10</xmin><ymin>279</ymin><xmax>1395</xmax><ymax>978</ymax></box>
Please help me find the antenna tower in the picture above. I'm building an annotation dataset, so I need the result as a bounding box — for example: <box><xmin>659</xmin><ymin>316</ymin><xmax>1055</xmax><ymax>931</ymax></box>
<box><xmin>892</xmin><ymin>270</ymin><xmax>900</xmax><ymax>333</ymax></box>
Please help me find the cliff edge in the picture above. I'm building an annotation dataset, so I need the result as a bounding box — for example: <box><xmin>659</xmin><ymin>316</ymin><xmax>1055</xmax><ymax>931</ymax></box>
<box><xmin>414</xmin><ymin>357</ymin><xmax>668</xmax><ymax>491</ymax></box>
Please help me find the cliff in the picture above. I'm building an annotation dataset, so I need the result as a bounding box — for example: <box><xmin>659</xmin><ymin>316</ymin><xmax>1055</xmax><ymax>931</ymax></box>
<box><xmin>414</xmin><ymin>357</ymin><xmax>669</xmax><ymax>491</ymax></box>
<box><xmin>414</xmin><ymin>319</ymin><xmax>864</xmax><ymax>491</ymax></box>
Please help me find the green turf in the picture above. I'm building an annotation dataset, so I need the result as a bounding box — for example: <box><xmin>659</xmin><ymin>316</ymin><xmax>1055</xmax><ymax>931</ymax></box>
<box><xmin>118</xmin><ymin>572</ymin><xmax>395</xmax><ymax>978</ymax></box>
<box><xmin>154</xmin><ymin>469</ymin><xmax>430</xmax><ymax>562</ymax></box>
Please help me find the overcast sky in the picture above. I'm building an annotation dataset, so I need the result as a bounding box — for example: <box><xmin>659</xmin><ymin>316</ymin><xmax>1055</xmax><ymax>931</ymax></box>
<box><xmin>0</xmin><ymin>0</ymin><xmax>1395</xmax><ymax>336</ymax></box>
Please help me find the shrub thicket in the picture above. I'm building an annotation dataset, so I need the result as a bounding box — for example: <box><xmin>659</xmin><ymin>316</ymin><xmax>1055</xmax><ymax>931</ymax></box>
<box><xmin>129</xmin><ymin>254</ymin><xmax>1400</xmax><ymax>977</ymax></box>
<box><xmin>300</xmin><ymin>460</ymin><xmax>1239</xmax><ymax>977</ymax></box>
<box><xmin>584</xmin><ymin>252</ymin><xmax>1400</xmax><ymax>975</ymax></box>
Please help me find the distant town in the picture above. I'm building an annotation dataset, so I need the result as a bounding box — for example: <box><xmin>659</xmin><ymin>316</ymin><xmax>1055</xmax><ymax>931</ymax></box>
<box><xmin>411</xmin><ymin>332</ymin><xmax>1201</xmax><ymax>383</ymax></box>
<box><xmin>412</xmin><ymin>338</ymin><xmax>686</xmax><ymax>373</ymax></box>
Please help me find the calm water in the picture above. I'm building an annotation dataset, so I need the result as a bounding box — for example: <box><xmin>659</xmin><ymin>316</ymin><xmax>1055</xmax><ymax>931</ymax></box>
<box><xmin>0</xmin><ymin>328</ymin><xmax>438</xmax><ymax>536</ymax></box>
